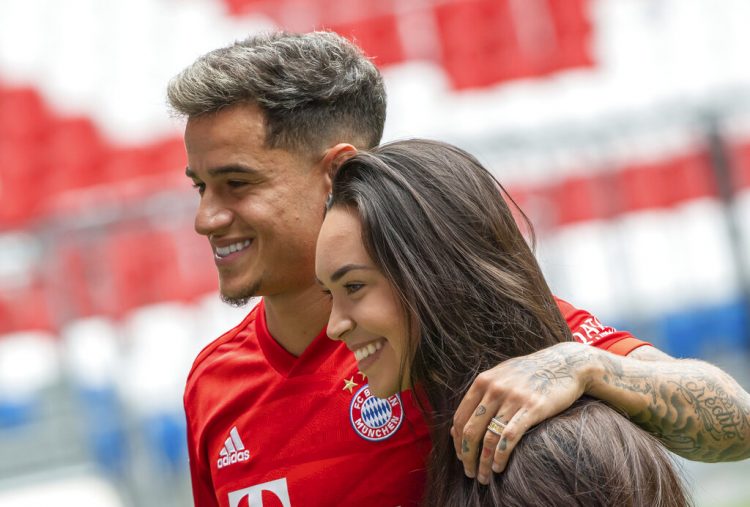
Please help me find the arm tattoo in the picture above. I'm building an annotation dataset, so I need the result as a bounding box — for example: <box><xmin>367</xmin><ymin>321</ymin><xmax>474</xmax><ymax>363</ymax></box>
<box><xmin>519</xmin><ymin>345</ymin><xmax>592</xmax><ymax>395</ymax></box>
<box><xmin>598</xmin><ymin>355</ymin><xmax>750</xmax><ymax>462</ymax></box>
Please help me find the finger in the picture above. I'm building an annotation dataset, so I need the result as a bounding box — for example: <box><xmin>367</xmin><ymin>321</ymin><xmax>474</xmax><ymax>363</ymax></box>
<box><xmin>451</xmin><ymin>382</ymin><xmax>486</xmax><ymax>459</ymax></box>
<box><xmin>450</xmin><ymin>426</ymin><xmax>459</xmax><ymax>458</ymax></box>
<box><xmin>460</xmin><ymin>397</ymin><xmax>509</xmax><ymax>478</ymax></box>
<box><xmin>492</xmin><ymin>408</ymin><xmax>532</xmax><ymax>474</ymax></box>
<box><xmin>476</xmin><ymin>416</ymin><xmax>508</xmax><ymax>485</ymax></box>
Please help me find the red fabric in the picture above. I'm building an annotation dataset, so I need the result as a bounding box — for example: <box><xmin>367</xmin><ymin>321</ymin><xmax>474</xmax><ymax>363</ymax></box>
<box><xmin>184</xmin><ymin>301</ymin><xmax>430</xmax><ymax>507</ymax></box>
<box><xmin>555</xmin><ymin>296</ymin><xmax>650</xmax><ymax>354</ymax></box>
<box><xmin>185</xmin><ymin>297</ymin><xmax>645</xmax><ymax>506</ymax></box>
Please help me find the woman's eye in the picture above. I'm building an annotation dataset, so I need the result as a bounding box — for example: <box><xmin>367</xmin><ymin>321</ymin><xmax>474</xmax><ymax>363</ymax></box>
<box><xmin>321</xmin><ymin>288</ymin><xmax>332</xmax><ymax>299</ymax></box>
<box><xmin>192</xmin><ymin>182</ymin><xmax>205</xmax><ymax>194</ymax></box>
<box><xmin>345</xmin><ymin>283</ymin><xmax>364</xmax><ymax>295</ymax></box>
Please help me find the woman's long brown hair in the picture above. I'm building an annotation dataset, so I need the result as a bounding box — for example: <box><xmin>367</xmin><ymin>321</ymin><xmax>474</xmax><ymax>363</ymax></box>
<box><xmin>497</xmin><ymin>397</ymin><xmax>690</xmax><ymax>507</ymax></box>
<box><xmin>328</xmin><ymin>139</ymin><xmax>686</xmax><ymax>506</ymax></box>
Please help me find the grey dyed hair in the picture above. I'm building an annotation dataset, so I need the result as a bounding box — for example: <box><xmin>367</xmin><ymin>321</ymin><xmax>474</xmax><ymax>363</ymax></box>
<box><xmin>167</xmin><ymin>31</ymin><xmax>386</xmax><ymax>154</ymax></box>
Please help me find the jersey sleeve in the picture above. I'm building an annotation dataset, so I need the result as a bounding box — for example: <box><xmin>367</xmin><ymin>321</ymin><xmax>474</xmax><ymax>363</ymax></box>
<box><xmin>185</xmin><ymin>380</ymin><xmax>219</xmax><ymax>506</ymax></box>
<box><xmin>554</xmin><ymin>296</ymin><xmax>650</xmax><ymax>356</ymax></box>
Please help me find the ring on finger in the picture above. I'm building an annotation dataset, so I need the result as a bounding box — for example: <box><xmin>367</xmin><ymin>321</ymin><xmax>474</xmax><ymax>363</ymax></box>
<box><xmin>486</xmin><ymin>417</ymin><xmax>506</xmax><ymax>436</ymax></box>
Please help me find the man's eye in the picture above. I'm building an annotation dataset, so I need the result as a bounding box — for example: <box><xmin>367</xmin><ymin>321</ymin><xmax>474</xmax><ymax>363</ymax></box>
<box><xmin>227</xmin><ymin>180</ymin><xmax>247</xmax><ymax>188</ymax></box>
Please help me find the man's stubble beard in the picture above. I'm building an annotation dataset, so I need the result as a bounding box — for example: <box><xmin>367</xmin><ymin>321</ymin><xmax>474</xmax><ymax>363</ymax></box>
<box><xmin>220</xmin><ymin>279</ymin><xmax>261</xmax><ymax>307</ymax></box>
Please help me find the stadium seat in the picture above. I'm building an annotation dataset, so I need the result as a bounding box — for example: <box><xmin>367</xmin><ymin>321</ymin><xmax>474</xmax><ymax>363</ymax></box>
<box><xmin>330</xmin><ymin>13</ymin><xmax>404</xmax><ymax>68</ymax></box>
<box><xmin>44</xmin><ymin>117</ymin><xmax>106</xmax><ymax>194</ymax></box>
<box><xmin>548</xmin><ymin>0</ymin><xmax>595</xmax><ymax>71</ymax></box>
<box><xmin>553</xmin><ymin>173</ymin><xmax>612</xmax><ymax>226</ymax></box>
<box><xmin>102</xmin><ymin>146</ymin><xmax>155</xmax><ymax>183</ymax></box>
<box><xmin>142</xmin><ymin>412</ymin><xmax>188</xmax><ymax>472</ymax></box>
<box><xmin>76</xmin><ymin>386</ymin><xmax>128</xmax><ymax>475</ymax></box>
<box><xmin>151</xmin><ymin>137</ymin><xmax>187</xmax><ymax>176</ymax></box>
<box><xmin>617</xmin><ymin>159</ymin><xmax>673</xmax><ymax>213</ymax></box>
<box><xmin>435</xmin><ymin>0</ymin><xmax>522</xmax><ymax>89</ymax></box>
<box><xmin>667</xmin><ymin>150</ymin><xmax>718</xmax><ymax>204</ymax></box>
<box><xmin>61</xmin><ymin>318</ymin><xmax>127</xmax><ymax>473</ymax></box>
<box><xmin>104</xmin><ymin>228</ymin><xmax>185</xmax><ymax>315</ymax></box>
<box><xmin>660</xmin><ymin>299</ymin><xmax>748</xmax><ymax>358</ymax></box>
<box><xmin>222</xmin><ymin>0</ymin><xmax>268</xmax><ymax>16</ymax></box>
<box><xmin>0</xmin><ymin>139</ymin><xmax>43</xmax><ymax>228</ymax></box>
<box><xmin>0</xmin><ymin>86</ymin><xmax>51</xmax><ymax>142</ymax></box>
<box><xmin>0</xmin><ymin>331</ymin><xmax>59</xmax><ymax>429</ymax></box>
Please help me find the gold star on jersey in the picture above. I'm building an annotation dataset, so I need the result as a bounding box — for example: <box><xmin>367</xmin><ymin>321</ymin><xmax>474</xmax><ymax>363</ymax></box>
<box><xmin>342</xmin><ymin>376</ymin><xmax>358</xmax><ymax>393</ymax></box>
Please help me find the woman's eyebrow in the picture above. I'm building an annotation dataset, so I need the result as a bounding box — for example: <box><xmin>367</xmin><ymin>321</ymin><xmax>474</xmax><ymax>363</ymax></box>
<box><xmin>329</xmin><ymin>264</ymin><xmax>373</xmax><ymax>283</ymax></box>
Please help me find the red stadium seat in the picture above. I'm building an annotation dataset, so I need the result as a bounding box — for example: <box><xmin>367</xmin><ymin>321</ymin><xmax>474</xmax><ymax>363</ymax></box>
<box><xmin>666</xmin><ymin>151</ymin><xmax>718</xmax><ymax>204</ymax></box>
<box><xmin>173</xmin><ymin>227</ymin><xmax>219</xmax><ymax>300</ymax></box>
<box><xmin>0</xmin><ymin>139</ymin><xmax>44</xmax><ymax>228</ymax></box>
<box><xmin>328</xmin><ymin>13</ymin><xmax>405</xmax><ymax>68</ymax></box>
<box><xmin>104</xmin><ymin>228</ymin><xmax>186</xmax><ymax>316</ymax></box>
<box><xmin>616</xmin><ymin>160</ymin><xmax>673</xmax><ymax>213</ymax></box>
<box><xmin>102</xmin><ymin>146</ymin><xmax>155</xmax><ymax>183</ymax></box>
<box><xmin>43</xmin><ymin>117</ymin><xmax>106</xmax><ymax>194</ymax></box>
<box><xmin>435</xmin><ymin>0</ymin><xmax>524</xmax><ymax>89</ymax></box>
<box><xmin>0</xmin><ymin>86</ymin><xmax>51</xmax><ymax>142</ymax></box>
<box><xmin>554</xmin><ymin>173</ymin><xmax>613</xmax><ymax>227</ymax></box>
<box><xmin>547</xmin><ymin>0</ymin><xmax>595</xmax><ymax>71</ymax></box>
<box><xmin>53</xmin><ymin>242</ymin><xmax>100</xmax><ymax>320</ymax></box>
<box><xmin>151</xmin><ymin>137</ymin><xmax>187</xmax><ymax>176</ymax></box>
<box><xmin>434</xmin><ymin>0</ymin><xmax>594</xmax><ymax>89</ymax></box>
<box><xmin>222</xmin><ymin>0</ymin><xmax>268</xmax><ymax>16</ymax></box>
<box><xmin>0</xmin><ymin>282</ymin><xmax>53</xmax><ymax>334</ymax></box>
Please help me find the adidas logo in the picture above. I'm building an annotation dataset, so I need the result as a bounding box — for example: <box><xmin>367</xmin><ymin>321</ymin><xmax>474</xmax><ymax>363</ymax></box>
<box><xmin>217</xmin><ymin>426</ymin><xmax>250</xmax><ymax>469</ymax></box>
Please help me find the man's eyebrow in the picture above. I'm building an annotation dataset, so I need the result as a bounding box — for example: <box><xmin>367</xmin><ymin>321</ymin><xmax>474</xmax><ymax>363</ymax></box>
<box><xmin>185</xmin><ymin>164</ymin><xmax>262</xmax><ymax>179</ymax></box>
<box><xmin>330</xmin><ymin>264</ymin><xmax>373</xmax><ymax>283</ymax></box>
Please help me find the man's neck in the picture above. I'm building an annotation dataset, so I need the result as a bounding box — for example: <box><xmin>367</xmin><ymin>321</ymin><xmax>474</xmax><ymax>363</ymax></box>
<box><xmin>263</xmin><ymin>284</ymin><xmax>332</xmax><ymax>357</ymax></box>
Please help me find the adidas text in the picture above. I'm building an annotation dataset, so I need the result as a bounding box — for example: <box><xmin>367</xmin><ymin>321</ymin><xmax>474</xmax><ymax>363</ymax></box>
<box><xmin>218</xmin><ymin>450</ymin><xmax>250</xmax><ymax>469</ymax></box>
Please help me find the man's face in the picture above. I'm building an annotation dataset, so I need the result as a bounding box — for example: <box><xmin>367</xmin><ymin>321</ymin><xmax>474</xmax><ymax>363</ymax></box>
<box><xmin>184</xmin><ymin>103</ymin><xmax>330</xmax><ymax>304</ymax></box>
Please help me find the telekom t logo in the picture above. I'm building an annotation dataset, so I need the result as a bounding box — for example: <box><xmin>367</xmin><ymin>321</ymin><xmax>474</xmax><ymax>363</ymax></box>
<box><xmin>228</xmin><ymin>478</ymin><xmax>291</xmax><ymax>507</ymax></box>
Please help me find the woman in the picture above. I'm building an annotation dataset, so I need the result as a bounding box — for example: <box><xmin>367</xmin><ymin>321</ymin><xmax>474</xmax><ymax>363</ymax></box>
<box><xmin>315</xmin><ymin>139</ymin><xmax>689</xmax><ymax>506</ymax></box>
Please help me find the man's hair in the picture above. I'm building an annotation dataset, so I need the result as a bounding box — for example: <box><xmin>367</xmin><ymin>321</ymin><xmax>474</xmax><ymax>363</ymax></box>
<box><xmin>167</xmin><ymin>31</ymin><xmax>386</xmax><ymax>154</ymax></box>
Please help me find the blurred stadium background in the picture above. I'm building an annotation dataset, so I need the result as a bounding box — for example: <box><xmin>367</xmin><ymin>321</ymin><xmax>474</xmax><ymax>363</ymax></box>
<box><xmin>0</xmin><ymin>0</ymin><xmax>749</xmax><ymax>505</ymax></box>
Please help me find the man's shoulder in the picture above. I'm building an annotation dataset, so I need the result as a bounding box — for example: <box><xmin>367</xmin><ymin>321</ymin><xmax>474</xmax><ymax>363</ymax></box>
<box><xmin>186</xmin><ymin>303</ymin><xmax>262</xmax><ymax>385</ymax></box>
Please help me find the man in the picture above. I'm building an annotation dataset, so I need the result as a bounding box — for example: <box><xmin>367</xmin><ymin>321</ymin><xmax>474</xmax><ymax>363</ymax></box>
<box><xmin>167</xmin><ymin>32</ymin><xmax>750</xmax><ymax>506</ymax></box>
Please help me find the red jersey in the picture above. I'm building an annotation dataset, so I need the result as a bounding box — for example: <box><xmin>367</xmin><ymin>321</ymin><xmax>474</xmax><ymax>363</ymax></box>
<box><xmin>184</xmin><ymin>298</ymin><xmax>647</xmax><ymax>507</ymax></box>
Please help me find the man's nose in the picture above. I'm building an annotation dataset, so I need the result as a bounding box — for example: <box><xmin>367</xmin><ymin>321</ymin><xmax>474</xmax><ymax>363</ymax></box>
<box><xmin>194</xmin><ymin>193</ymin><xmax>233</xmax><ymax>236</ymax></box>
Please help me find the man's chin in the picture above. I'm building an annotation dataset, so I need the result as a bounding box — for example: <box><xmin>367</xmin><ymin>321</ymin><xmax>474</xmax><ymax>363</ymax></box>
<box><xmin>220</xmin><ymin>293</ymin><xmax>252</xmax><ymax>307</ymax></box>
<box><xmin>219</xmin><ymin>281</ymin><xmax>260</xmax><ymax>307</ymax></box>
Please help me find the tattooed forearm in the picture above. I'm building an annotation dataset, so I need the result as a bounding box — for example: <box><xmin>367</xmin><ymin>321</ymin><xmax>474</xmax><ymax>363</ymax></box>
<box><xmin>593</xmin><ymin>354</ymin><xmax>750</xmax><ymax>462</ymax></box>
<box><xmin>515</xmin><ymin>344</ymin><xmax>594</xmax><ymax>395</ymax></box>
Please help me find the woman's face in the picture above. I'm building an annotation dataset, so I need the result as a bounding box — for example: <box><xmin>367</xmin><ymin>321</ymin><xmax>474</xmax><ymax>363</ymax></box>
<box><xmin>315</xmin><ymin>207</ymin><xmax>412</xmax><ymax>398</ymax></box>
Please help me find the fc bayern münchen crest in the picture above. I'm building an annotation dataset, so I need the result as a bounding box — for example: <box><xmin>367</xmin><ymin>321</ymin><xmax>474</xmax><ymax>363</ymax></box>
<box><xmin>349</xmin><ymin>384</ymin><xmax>404</xmax><ymax>442</ymax></box>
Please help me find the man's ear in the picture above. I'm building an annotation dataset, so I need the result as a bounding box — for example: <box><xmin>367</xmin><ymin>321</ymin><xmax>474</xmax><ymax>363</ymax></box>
<box><xmin>321</xmin><ymin>143</ymin><xmax>358</xmax><ymax>181</ymax></box>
